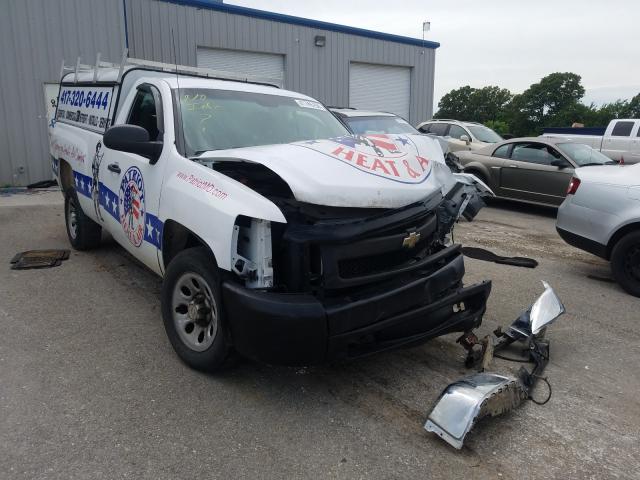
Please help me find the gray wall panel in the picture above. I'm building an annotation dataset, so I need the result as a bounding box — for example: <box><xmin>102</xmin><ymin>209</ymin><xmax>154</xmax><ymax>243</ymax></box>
<box><xmin>0</xmin><ymin>0</ymin><xmax>125</xmax><ymax>186</ymax></box>
<box><xmin>0</xmin><ymin>0</ymin><xmax>434</xmax><ymax>186</ymax></box>
<box><xmin>125</xmin><ymin>0</ymin><xmax>435</xmax><ymax>123</ymax></box>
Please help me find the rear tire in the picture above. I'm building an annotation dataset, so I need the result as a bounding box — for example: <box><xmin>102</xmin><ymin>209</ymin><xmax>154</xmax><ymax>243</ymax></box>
<box><xmin>64</xmin><ymin>187</ymin><xmax>102</xmax><ymax>250</ymax></box>
<box><xmin>161</xmin><ymin>247</ymin><xmax>231</xmax><ymax>372</ymax></box>
<box><xmin>610</xmin><ymin>231</ymin><xmax>640</xmax><ymax>297</ymax></box>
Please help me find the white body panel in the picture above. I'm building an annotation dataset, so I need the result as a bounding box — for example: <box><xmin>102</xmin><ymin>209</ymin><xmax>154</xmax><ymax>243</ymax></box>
<box><xmin>542</xmin><ymin>119</ymin><xmax>640</xmax><ymax>164</ymax></box>
<box><xmin>50</xmin><ymin>72</ymin><xmax>458</xmax><ymax>279</ymax></box>
<box><xmin>557</xmin><ymin>164</ymin><xmax>640</xmax><ymax>249</ymax></box>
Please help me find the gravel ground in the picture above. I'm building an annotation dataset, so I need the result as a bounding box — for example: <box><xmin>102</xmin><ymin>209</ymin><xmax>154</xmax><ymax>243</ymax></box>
<box><xmin>1</xmin><ymin>192</ymin><xmax>638</xmax><ymax>479</ymax></box>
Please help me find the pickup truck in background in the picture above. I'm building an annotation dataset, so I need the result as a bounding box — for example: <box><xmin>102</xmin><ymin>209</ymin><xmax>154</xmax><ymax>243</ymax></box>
<box><xmin>542</xmin><ymin>119</ymin><xmax>640</xmax><ymax>164</ymax></box>
<box><xmin>49</xmin><ymin>56</ymin><xmax>492</xmax><ymax>372</ymax></box>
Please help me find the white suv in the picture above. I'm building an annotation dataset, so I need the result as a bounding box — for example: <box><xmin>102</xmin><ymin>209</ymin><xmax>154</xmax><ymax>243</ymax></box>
<box><xmin>556</xmin><ymin>164</ymin><xmax>640</xmax><ymax>297</ymax></box>
<box><xmin>415</xmin><ymin>120</ymin><xmax>503</xmax><ymax>153</ymax></box>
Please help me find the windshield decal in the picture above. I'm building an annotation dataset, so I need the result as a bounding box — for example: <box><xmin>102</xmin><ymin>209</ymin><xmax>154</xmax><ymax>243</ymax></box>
<box><xmin>294</xmin><ymin>99</ymin><xmax>325</xmax><ymax>110</ymax></box>
<box><xmin>297</xmin><ymin>135</ymin><xmax>433</xmax><ymax>184</ymax></box>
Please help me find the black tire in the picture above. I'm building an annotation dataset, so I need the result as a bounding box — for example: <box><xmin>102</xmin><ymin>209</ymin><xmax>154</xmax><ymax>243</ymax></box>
<box><xmin>610</xmin><ymin>231</ymin><xmax>640</xmax><ymax>297</ymax></box>
<box><xmin>161</xmin><ymin>247</ymin><xmax>231</xmax><ymax>372</ymax></box>
<box><xmin>64</xmin><ymin>187</ymin><xmax>102</xmax><ymax>250</ymax></box>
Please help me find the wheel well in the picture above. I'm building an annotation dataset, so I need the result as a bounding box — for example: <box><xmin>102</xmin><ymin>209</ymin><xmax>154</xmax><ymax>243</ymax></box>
<box><xmin>162</xmin><ymin>220</ymin><xmax>216</xmax><ymax>269</ymax></box>
<box><xmin>58</xmin><ymin>159</ymin><xmax>74</xmax><ymax>193</ymax></box>
<box><xmin>464</xmin><ymin>167</ymin><xmax>488</xmax><ymax>182</ymax></box>
<box><xmin>607</xmin><ymin>222</ymin><xmax>640</xmax><ymax>259</ymax></box>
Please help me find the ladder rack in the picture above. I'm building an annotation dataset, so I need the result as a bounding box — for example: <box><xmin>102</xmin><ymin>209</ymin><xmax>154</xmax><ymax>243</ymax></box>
<box><xmin>59</xmin><ymin>49</ymin><xmax>282</xmax><ymax>88</ymax></box>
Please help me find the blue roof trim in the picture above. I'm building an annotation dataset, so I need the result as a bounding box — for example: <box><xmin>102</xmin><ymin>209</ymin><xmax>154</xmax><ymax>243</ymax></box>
<box><xmin>160</xmin><ymin>0</ymin><xmax>440</xmax><ymax>49</ymax></box>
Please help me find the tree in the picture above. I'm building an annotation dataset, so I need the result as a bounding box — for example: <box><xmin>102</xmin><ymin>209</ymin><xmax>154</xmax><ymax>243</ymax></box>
<box><xmin>628</xmin><ymin>93</ymin><xmax>640</xmax><ymax>117</ymax></box>
<box><xmin>435</xmin><ymin>85</ymin><xmax>512</xmax><ymax>123</ymax></box>
<box><xmin>506</xmin><ymin>72</ymin><xmax>585</xmax><ymax>136</ymax></box>
<box><xmin>435</xmin><ymin>86</ymin><xmax>475</xmax><ymax>120</ymax></box>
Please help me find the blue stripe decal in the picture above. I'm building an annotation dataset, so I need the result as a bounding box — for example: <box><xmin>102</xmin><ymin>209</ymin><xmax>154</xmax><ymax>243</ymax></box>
<box><xmin>72</xmin><ymin>170</ymin><xmax>163</xmax><ymax>251</ymax></box>
<box><xmin>73</xmin><ymin>171</ymin><xmax>93</xmax><ymax>198</ymax></box>
<box><xmin>99</xmin><ymin>182</ymin><xmax>120</xmax><ymax>221</ymax></box>
<box><xmin>144</xmin><ymin>213</ymin><xmax>163</xmax><ymax>250</ymax></box>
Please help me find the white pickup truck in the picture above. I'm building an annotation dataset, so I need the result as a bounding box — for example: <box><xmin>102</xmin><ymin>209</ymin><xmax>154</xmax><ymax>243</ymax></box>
<box><xmin>542</xmin><ymin>119</ymin><xmax>640</xmax><ymax>164</ymax></box>
<box><xmin>49</xmin><ymin>58</ymin><xmax>492</xmax><ymax>371</ymax></box>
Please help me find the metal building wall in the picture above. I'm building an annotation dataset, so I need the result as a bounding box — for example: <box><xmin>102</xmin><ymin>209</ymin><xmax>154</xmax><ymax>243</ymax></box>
<box><xmin>0</xmin><ymin>0</ymin><xmax>126</xmax><ymax>186</ymax></box>
<box><xmin>124</xmin><ymin>0</ymin><xmax>436</xmax><ymax>124</ymax></box>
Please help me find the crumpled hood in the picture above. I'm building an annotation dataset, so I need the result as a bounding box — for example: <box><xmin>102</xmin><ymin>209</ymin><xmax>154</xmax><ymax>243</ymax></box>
<box><xmin>197</xmin><ymin>134</ymin><xmax>454</xmax><ymax>208</ymax></box>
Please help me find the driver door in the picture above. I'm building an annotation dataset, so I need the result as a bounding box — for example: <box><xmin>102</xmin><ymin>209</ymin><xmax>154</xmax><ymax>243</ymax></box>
<box><xmin>499</xmin><ymin>142</ymin><xmax>573</xmax><ymax>205</ymax></box>
<box><xmin>99</xmin><ymin>83</ymin><xmax>167</xmax><ymax>273</ymax></box>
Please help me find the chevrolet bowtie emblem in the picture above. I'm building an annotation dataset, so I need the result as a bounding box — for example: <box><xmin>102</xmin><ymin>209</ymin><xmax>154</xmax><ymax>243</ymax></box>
<box><xmin>402</xmin><ymin>232</ymin><xmax>421</xmax><ymax>249</ymax></box>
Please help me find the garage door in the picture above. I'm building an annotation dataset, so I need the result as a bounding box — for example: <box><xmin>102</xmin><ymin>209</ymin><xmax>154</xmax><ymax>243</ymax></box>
<box><xmin>349</xmin><ymin>62</ymin><xmax>411</xmax><ymax>120</ymax></box>
<box><xmin>196</xmin><ymin>47</ymin><xmax>284</xmax><ymax>86</ymax></box>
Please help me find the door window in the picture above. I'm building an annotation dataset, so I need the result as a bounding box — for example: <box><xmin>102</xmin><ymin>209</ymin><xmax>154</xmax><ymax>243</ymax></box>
<box><xmin>127</xmin><ymin>86</ymin><xmax>162</xmax><ymax>141</ymax></box>
<box><xmin>511</xmin><ymin>143</ymin><xmax>556</xmax><ymax>165</ymax></box>
<box><xmin>428</xmin><ymin>123</ymin><xmax>449</xmax><ymax>136</ymax></box>
<box><xmin>611</xmin><ymin>121</ymin><xmax>634</xmax><ymax>137</ymax></box>
<box><xmin>493</xmin><ymin>144</ymin><xmax>511</xmax><ymax>158</ymax></box>
<box><xmin>448</xmin><ymin>125</ymin><xmax>468</xmax><ymax>140</ymax></box>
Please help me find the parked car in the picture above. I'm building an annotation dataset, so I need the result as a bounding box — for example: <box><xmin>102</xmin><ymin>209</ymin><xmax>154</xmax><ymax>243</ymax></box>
<box><xmin>415</xmin><ymin>119</ymin><xmax>503</xmax><ymax>153</ymax></box>
<box><xmin>329</xmin><ymin>108</ymin><xmax>419</xmax><ymax>135</ymax></box>
<box><xmin>454</xmin><ymin>137</ymin><xmax>616</xmax><ymax>206</ymax></box>
<box><xmin>556</xmin><ymin>164</ymin><xmax>640</xmax><ymax>296</ymax></box>
<box><xmin>50</xmin><ymin>57</ymin><xmax>492</xmax><ymax>372</ymax></box>
<box><xmin>542</xmin><ymin>119</ymin><xmax>640</xmax><ymax>164</ymax></box>
<box><xmin>329</xmin><ymin>108</ymin><xmax>454</xmax><ymax>162</ymax></box>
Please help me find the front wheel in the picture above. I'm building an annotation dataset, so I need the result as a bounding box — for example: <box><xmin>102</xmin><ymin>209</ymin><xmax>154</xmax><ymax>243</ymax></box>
<box><xmin>610</xmin><ymin>231</ymin><xmax>640</xmax><ymax>297</ymax></box>
<box><xmin>161</xmin><ymin>247</ymin><xmax>231</xmax><ymax>371</ymax></box>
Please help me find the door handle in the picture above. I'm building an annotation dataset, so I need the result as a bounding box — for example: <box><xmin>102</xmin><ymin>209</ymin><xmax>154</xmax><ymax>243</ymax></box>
<box><xmin>107</xmin><ymin>163</ymin><xmax>121</xmax><ymax>174</ymax></box>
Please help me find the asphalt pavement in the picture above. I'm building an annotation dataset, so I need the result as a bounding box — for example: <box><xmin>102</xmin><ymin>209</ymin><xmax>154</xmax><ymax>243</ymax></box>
<box><xmin>1</xmin><ymin>191</ymin><xmax>638</xmax><ymax>479</ymax></box>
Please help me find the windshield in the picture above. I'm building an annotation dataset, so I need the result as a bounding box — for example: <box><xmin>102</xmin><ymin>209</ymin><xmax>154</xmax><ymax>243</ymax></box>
<box><xmin>344</xmin><ymin>115</ymin><xmax>419</xmax><ymax>135</ymax></box>
<box><xmin>557</xmin><ymin>142</ymin><xmax>614</xmax><ymax>166</ymax></box>
<box><xmin>467</xmin><ymin>125</ymin><xmax>503</xmax><ymax>144</ymax></box>
<box><xmin>176</xmin><ymin>88</ymin><xmax>349</xmax><ymax>154</ymax></box>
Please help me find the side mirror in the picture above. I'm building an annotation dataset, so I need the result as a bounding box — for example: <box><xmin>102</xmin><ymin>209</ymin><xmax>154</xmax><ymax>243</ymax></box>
<box><xmin>550</xmin><ymin>158</ymin><xmax>570</xmax><ymax>169</ymax></box>
<box><xmin>460</xmin><ymin>134</ymin><xmax>471</xmax><ymax>145</ymax></box>
<box><xmin>103</xmin><ymin>125</ymin><xmax>163</xmax><ymax>164</ymax></box>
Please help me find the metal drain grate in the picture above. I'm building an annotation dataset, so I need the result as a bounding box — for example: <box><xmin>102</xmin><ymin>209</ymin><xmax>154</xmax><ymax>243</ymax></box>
<box><xmin>10</xmin><ymin>250</ymin><xmax>70</xmax><ymax>270</ymax></box>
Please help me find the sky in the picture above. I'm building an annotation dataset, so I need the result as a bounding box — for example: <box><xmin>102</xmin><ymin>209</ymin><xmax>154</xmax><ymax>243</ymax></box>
<box><xmin>231</xmin><ymin>0</ymin><xmax>640</xmax><ymax>109</ymax></box>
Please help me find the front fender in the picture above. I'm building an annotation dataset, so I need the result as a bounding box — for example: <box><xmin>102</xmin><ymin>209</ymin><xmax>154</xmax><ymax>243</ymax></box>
<box><xmin>160</xmin><ymin>157</ymin><xmax>286</xmax><ymax>272</ymax></box>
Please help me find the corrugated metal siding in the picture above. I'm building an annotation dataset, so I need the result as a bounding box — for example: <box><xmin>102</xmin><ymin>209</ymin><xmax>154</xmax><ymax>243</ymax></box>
<box><xmin>196</xmin><ymin>47</ymin><xmax>285</xmax><ymax>83</ymax></box>
<box><xmin>0</xmin><ymin>0</ymin><xmax>125</xmax><ymax>186</ymax></box>
<box><xmin>0</xmin><ymin>0</ymin><xmax>435</xmax><ymax>186</ymax></box>
<box><xmin>125</xmin><ymin>0</ymin><xmax>435</xmax><ymax>123</ymax></box>
<box><xmin>349</xmin><ymin>63</ymin><xmax>411</xmax><ymax>119</ymax></box>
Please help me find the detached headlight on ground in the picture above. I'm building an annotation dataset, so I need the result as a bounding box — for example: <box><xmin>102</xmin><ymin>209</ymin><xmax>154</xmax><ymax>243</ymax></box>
<box><xmin>425</xmin><ymin>281</ymin><xmax>566</xmax><ymax>449</ymax></box>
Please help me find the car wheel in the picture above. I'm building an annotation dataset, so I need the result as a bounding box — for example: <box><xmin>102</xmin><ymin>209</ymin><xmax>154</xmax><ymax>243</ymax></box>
<box><xmin>64</xmin><ymin>187</ymin><xmax>102</xmax><ymax>250</ymax></box>
<box><xmin>161</xmin><ymin>247</ymin><xmax>231</xmax><ymax>371</ymax></box>
<box><xmin>610</xmin><ymin>231</ymin><xmax>640</xmax><ymax>297</ymax></box>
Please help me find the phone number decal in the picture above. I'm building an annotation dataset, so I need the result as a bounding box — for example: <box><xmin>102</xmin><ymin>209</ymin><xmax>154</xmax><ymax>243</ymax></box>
<box><xmin>59</xmin><ymin>88</ymin><xmax>110</xmax><ymax>110</ymax></box>
<box><xmin>56</xmin><ymin>85</ymin><xmax>114</xmax><ymax>133</ymax></box>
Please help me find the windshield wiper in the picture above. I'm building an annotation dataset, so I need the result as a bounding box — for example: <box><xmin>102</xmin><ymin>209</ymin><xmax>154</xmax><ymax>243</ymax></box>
<box><xmin>579</xmin><ymin>162</ymin><xmax>607</xmax><ymax>167</ymax></box>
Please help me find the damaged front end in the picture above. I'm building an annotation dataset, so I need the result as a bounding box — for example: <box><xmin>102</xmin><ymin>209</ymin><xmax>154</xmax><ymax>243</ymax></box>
<box><xmin>213</xmin><ymin>157</ymin><xmax>496</xmax><ymax>365</ymax></box>
<box><xmin>425</xmin><ymin>281</ymin><xmax>566</xmax><ymax>449</ymax></box>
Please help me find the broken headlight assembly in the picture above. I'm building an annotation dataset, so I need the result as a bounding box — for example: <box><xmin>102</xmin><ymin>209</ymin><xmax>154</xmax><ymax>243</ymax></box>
<box><xmin>425</xmin><ymin>281</ymin><xmax>566</xmax><ymax>449</ymax></box>
<box><xmin>231</xmin><ymin>216</ymin><xmax>274</xmax><ymax>289</ymax></box>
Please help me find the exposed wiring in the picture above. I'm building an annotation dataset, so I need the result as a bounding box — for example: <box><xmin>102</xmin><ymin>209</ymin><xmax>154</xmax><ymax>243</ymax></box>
<box><xmin>529</xmin><ymin>375</ymin><xmax>552</xmax><ymax>405</ymax></box>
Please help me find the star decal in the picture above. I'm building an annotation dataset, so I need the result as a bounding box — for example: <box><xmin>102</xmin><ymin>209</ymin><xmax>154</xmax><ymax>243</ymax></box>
<box><xmin>146</xmin><ymin>219</ymin><xmax>154</xmax><ymax>239</ymax></box>
<box><xmin>395</xmin><ymin>136</ymin><xmax>409</xmax><ymax>146</ymax></box>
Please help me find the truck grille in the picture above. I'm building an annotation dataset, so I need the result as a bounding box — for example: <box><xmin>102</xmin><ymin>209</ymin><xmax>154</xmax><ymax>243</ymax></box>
<box><xmin>338</xmin><ymin>238</ymin><xmax>428</xmax><ymax>279</ymax></box>
<box><xmin>319</xmin><ymin>212</ymin><xmax>438</xmax><ymax>289</ymax></box>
